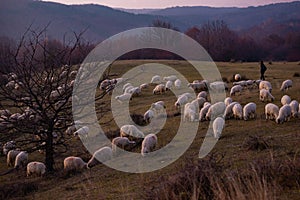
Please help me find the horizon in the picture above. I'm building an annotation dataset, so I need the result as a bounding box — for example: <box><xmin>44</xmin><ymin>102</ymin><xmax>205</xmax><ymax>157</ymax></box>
<box><xmin>42</xmin><ymin>0</ymin><xmax>298</xmax><ymax>9</ymax></box>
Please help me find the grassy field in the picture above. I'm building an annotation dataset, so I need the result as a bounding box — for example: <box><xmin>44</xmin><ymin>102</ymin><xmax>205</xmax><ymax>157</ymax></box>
<box><xmin>0</xmin><ymin>61</ymin><xmax>300</xmax><ymax>199</ymax></box>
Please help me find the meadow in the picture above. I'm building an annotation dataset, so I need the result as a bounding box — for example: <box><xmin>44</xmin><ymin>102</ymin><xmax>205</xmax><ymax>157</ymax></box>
<box><xmin>0</xmin><ymin>61</ymin><xmax>299</xmax><ymax>200</ymax></box>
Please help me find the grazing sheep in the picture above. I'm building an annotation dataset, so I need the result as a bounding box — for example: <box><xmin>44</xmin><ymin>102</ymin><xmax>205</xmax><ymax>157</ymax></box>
<box><xmin>128</xmin><ymin>87</ymin><xmax>141</xmax><ymax>96</ymax></box>
<box><xmin>206</xmin><ymin>102</ymin><xmax>226</xmax><ymax>121</ymax></box>
<box><xmin>115</xmin><ymin>93</ymin><xmax>132</xmax><ymax>103</ymax></box>
<box><xmin>87</xmin><ymin>147</ymin><xmax>113</xmax><ymax>168</ymax></box>
<box><xmin>175</xmin><ymin>94</ymin><xmax>189</xmax><ymax>108</ymax></box>
<box><xmin>289</xmin><ymin>100</ymin><xmax>299</xmax><ymax>118</ymax></box>
<box><xmin>230</xmin><ymin>85</ymin><xmax>243</xmax><ymax>96</ymax></box>
<box><xmin>234</xmin><ymin>74</ymin><xmax>241</xmax><ymax>81</ymax></box>
<box><xmin>7</xmin><ymin>149</ymin><xmax>21</xmax><ymax>167</ymax></box>
<box><xmin>212</xmin><ymin>117</ymin><xmax>225</xmax><ymax>139</ymax></box>
<box><xmin>150</xmin><ymin>75</ymin><xmax>161</xmax><ymax>84</ymax></box>
<box><xmin>197</xmin><ymin>91</ymin><xmax>208</xmax><ymax>100</ymax></box>
<box><xmin>144</xmin><ymin>109</ymin><xmax>155</xmax><ymax>123</ymax></box>
<box><xmin>112</xmin><ymin>137</ymin><xmax>135</xmax><ymax>155</ymax></box>
<box><xmin>199</xmin><ymin>103</ymin><xmax>211</xmax><ymax>121</ymax></box>
<box><xmin>265</xmin><ymin>103</ymin><xmax>279</xmax><ymax>120</ymax></box>
<box><xmin>151</xmin><ymin>101</ymin><xmax>166</xmax><ymax>114</ymax></box>
<box><xmin>232</xmin><ymin>103</ymin><xmax>243</xmax><ymax>120</ymax></box>
<box><xmin>224</xmin><ymin>97</ymin><xmax>233</xmax><ymax>107</ymax></box>
<box><xmin>184</xmin><ymin>103</ymin><xmax>197</xmax><ymax>122</ymax></box>
<box><xmin>153</xmin><ymin>84</ymin><xmax>166</xmax><ymax>95</ymax></box>
<box><xmin>233</xmin><ymin>80</ymin><xmax>247</xmax><ymax>87</ymax></box>
<box><xmin>27</xmin><ymin>161</ymin><xmax>46</xmax><ymax>177</ymax></box>
<box><xmin>209</xmin><ymin>81</ymin><xmax>228</xmax><ymax>92</ymax></box>
<box><xmin>174</xmin><ymin>79</ymin><xmax>181</xmax><ymax>89</ymax></box>
<box><xmin>3</xmin><ymin>141</ymin><xmax>16</xmax><ymax>155</ymax></box>
<box><xmin>141</xmin><ymin>134</ymin><xmax>157</xmax><ymax>156</ymax></box>
<box><xmin>73</xmin><ymin>126</ymin><xmax>89</xmax><ymax>137</ymax></box>
<box><xmin>280</xmin><ymin>79</ymin><xmax>292</xmax><ymax>92</ymax></box>
<box><xmin>163</xmin><ymin>75</ymin><xmax>177</xmax><ymax>82</ymax></box>
<box><xmin>120</xmin><ymin>125</ymin><xmax>144</xmax><ymax>138</ymax></box>
<box><xmin>14</xmin><ymin>151</ymin><xmax>28</xmax><ymax>169</ymax></box>
<box><xmin>281</xmin><ymin>95</ymin><xmax>291</xmax><ymax>106</ymax></box>
<box><xmin>188</xmin><ymin>82</ymin><xmax>207</xmax><ymax>92</ymax></box>
<box><xmin>243</xmin><ymin>102</ymin><xmax>256</xmax><ymax>121</ymax></box>
<box><xmin>139</xmin><ymin>83</ymin><xmax>148</xmax><ymax>90</ymax></box>
<box><xmin>276</xmin><ymin>104</ymin><xmax>292</xmax><ymax>124</ymax></box>
<box><xmin>259</xmin><ymin>81</ymin><xmax>272</xmax><ymax>93</ymax></box>
<box><xmin>224</xmin><ymin>102</ymin><xmax>238</xmax><ymax>119</ymax></box>
<box><xmin>165</xmin><ymin>80</ymin><xmax>173</xmax><ymax>91</ymax></box>
<box><xmin>64</xmin><ymin>156</ymin><xmax>87</xmax><ymax>173</ymax></box>
<box><xmin>259</xmin><ymin>89</ymin><xmax>275</xmax><ymax>102</ymax></box>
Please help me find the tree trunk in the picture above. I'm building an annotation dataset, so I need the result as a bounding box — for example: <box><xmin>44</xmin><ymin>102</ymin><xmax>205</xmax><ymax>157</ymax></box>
<box><xmin>45</xmin><ymin>130</ymin><xmax>54</xmax><ymax>172</ymax></box>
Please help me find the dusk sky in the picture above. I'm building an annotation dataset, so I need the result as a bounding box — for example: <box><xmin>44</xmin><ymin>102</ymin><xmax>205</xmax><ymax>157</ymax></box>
<box><xmin>44</xmin><ymin>0</ymin><xmax>297</xmax><ymax>8</ymax></box>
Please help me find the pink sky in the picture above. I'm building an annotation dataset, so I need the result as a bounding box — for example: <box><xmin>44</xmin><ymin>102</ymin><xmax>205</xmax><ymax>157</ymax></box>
<box><xmin>45</xmin><ymin>0</ymin><xmax>297</xmax><ymax>8</ymax></box>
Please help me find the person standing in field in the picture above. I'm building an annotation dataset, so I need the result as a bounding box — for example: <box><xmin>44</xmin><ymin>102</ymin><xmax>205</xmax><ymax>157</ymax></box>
<box><xmin>260</xmin><ymin>61</ymin><xmax>267</xmax><ymax>80</ymax></box>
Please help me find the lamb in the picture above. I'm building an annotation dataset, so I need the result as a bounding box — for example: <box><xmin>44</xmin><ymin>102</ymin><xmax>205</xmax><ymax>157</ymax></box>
<box><xmin>64</xmin><ymin>156</ymin><xmax>87</xmax><ymax>173</ymax></box>
<box><xmin>3</xmin><ymin>141</ymin><xmax>16</xmax><ymax>155</ymax></box>
<box><xmin>120</xmin><ymin>125</ymin><xmax>144</xmax><ymax>138</ymax></box>
<box><xmin>163</xmin><ymin>75</ymin><xmax>177</xmax><ymax>82</ymax></box>
<box><xmin>87</xmin><ymin>147</ymin><xmax>113</xmax><ymax>168</ymax></box>
<box><xmin>224</xmin><ymin>102</ymin><xmax>238</xmax><ymax>119</ymax></box>
<box><xmin>281</xmin><ymin>95</ymin><xmax>291</xmax><ymax>106</ymax></box>
<box><xmin>150</xmin><ymin>75</ymin><xmax>161</xmax><ymax>84</ymax></box>
<box><xmin>197</xmin><ymin>91</ymin><xmax>208</xmax><ymax>100</ymax></box>
<box><xmin>289</xmin><ymin>100</ymin><xmax>299</xmax><ymax>118</ymax></box>
<box><xmin>232</xmin><ymin>103</ymin><xmax>243</xmax><ymax>120</ymax></box>
<box><xmin>153</xmin><ymin>84</ymin><xmax>166</xmax><ymax>95</ymax></box>
<box><xmin>265</xmin><ymin>103</ymin><xmax>279</xmax><ymax>120</ymax></box>
<box><xmin>259</xmin><ymin>88</ymin><xmax>275</xmax><ymax>102</ymax></box>
<box><xmin>141</xmin><ymin>134</ymin><xmax>157</xmax><ymax>156</ymax></box>
<box><xmin>243</xmin><ymin>102</ymin><xmax>256</xmax><ymax>121</ymax></box>
<box><xmin>280</xmin><ymin>79</ymin><xmax>292</xmax><ymax>92</ymax></box>
<box><xmin>206</xmin><ymin>102</ymin><xmax>226</xmax><ymax>121</ymax></box>
<box><xmin>7</xmin><ymin>149</ymin><xmax>21</xmax><ymax>167</ymax></box>
<box><xmin>144</xmin><ymin>109</ymin><xmax>155</xmax><ymax>123</ymax></box>
<box><xmin>73</xmin><ymin>126</ymin><xmax>89</xmax><ymax>137</ymax></box>
<box><xmin>115</xmin><ymin>93</ymin><xmax>132</xmax><ymax>102</ymax></box>
<box><xmin>199</xmin><ymin>103</ymin><xmax>211</xmax><ymax>121</ymax></box>
<box><xmin>212</xmin><ymin>117</ymin><xmax>225</xmax><ymax>139</ymax></box>
<box><xmin>14</xmin><ymin>151</ymin><xmax>28</xmax><ymax>169</ymax></box>
<box><xmin>276</xmin><ymin>104</ymin><xmax>292</xmax><ymax>124</ymax></box>
<box><xmin>224</xmin><ymin>97</ymin><xmax>233</xmax><ymax>107</ymax></box>
<box><xmin>27</xmin><ymin>161</ymin><xmax>46</xmax><ymax>177</ymax></box>
<box><xmin>230</xmin><ymin>85</ymin><xmax>243</xmax><ymax>96</ymax></box>
<box><xmin>234</xmin><ymin>74</ymin><xmax>241</xmax><ymax>81</ymax></box>
<box><xmin>112</xmin><ymin>137</ymin><xmax>135</xmax><ymax>155</ymax></box>
<box><xmin>165</xmin><ymin>80</ymin><xmax>173</xmax><ymax>91</ymax></box>
<box><xmin>174</xmin><ymin>79</ymin><xmax>181</xmax><ymax>89</ymax></box>
<box><xmin>259</xmin><ymin>81</ymin><xmax>272</xmax><ymax>93</ymax></box>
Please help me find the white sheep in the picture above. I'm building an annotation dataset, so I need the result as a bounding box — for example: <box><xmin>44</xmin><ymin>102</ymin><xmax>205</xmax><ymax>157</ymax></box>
<box><xmin>87</xmin><ymin>147</ymin><xmax>113</xmax><ymax>168</ymax></box>
<box><xmin>141</xmin><ymin>134</ymin><xmax>157</xmax><ymax>156</ymax></box>
<box><xmin>243</xmin><ymin>102</ymin><xmax>256</xmax><ymax>121</ymax></box>
<box><xmin>144</xmin><ymin>109</ymin><xmax>155</xmax><ymax>123</ymax></box>
<box><xmin>120</xmin><ymin>125</ymin><xmax>144</xmax><ymax>138</ymax></box>
<box><xmin>27</xmin><ymin>161</ymin><xmax>46</xmax><ymax>177</ymax></box>
<box><xmin>64</xmin><ymin>156</ymin><xmax>87</xmax><ymax>173</ymax></box>
<box><xmin>163</xmin><ymin>75</ymin><xmax>177</xmax><ymax>82</ymax></box>
<box><xmin>230</xmin><ymin>85</ymin><xmax>243</xmax><ymax>96</ymax></box>
<box><xmin>197</xmin><ymin>91</ymin><xmax>207</xmax><ymax>100</ymax></box>
<box><xmin>199</xmin><ymin>103</ymin><xmax>211</xmax><ymax>121</ymax></box>
<box><xmin>265</xmin><ymin>103</ymin><xmax>279</xmax><ymax>120</ymax></box>
<box><xmin>174</xmin><ymin>79</ymin><xmax>181</xmax><ymax>89</ymax></box>
<box><xmin>206</xmin><ymin>102</ymin><xmax>226</xmax><ymax>121</ymax></box>
<box><xmin>212</xmin><ymin>117</ymin><xmax>225</xmax><ymax>139</ymax></box>
<box><xmin>224</xmin><ymin>102</ymin><xmax>238</xmax><ymax>119</ymax></box>
<box><xmin>188</xmin><ymin>82</ymin><xmax>207</xmax><ymax>92</ymax></box>
<box><xmin>115</xmin><ymin>93</ymin><xmax>132</xmax><ymax>103</ymax></box>
<box><xmin>151</xmin><ymin>101</ymin><xmax>166</xmax><ymax>114</ymax></box>
<box><xmin>165</xmin><ymin>80</ymin><xmax>173</xmax><ymax>91</ymax></box>
<box><xmin>276</xmin><ymin>104</ymin><xmax>292</xmax><ymax>124</ymax></box>
<box><xmin>184</xmin><ymin>103</ymin><xmax>197</xmax><ymax>122</ymax></box>
<box><xmin>139</xmin><ymin>83</ymin><xmax>148</xmax><ymax>90</ymax></box>
<box><xmin>73</xmin><ymin>126</ymin><xmax>89</xmax><ymax>137</ymax></box>
<box><xmin>289</xmin><ymin>100</ymin><xmax>299</xmax><ymax>118</ymax></box>
<box><xmin>233</xmin><ymin>80</ymin><xmax>247</xmax><ymax>87</ymax></box>
<box><xmin>280</xmin><ymin>79</ymin><xmax>292</xmax><ymax>92</ymax></box>
<box><xmin>153</xmin><ymin>84</ymin><xmax>166</xmax><ymax>95</ymax></box>
<box><xmin>260</xmin><ymin>89</ymin><xmax>275</xmax><ymax>102</ymax></box>
<box><xmin>112</xmin><ymin>137</ymin><xmax>135</xmax><ymax>155</ymax></box>
<box><xmin>128</xmin><ymin>87</ymin><xmax>141</xmax><ymax>96</ymax></box>
<box><xmin>7</xmin><ymin>149</ymin><xmax>21</xmax><ymax>167</ymax></box>
<box><xmin>189</xmin><ymin>97</ymin><xmax>206</xmax><ymax>113</ymax></box>
<box><xmin>209</xmin><ymin>81</ymin><xmax>228</xmax><ymax>92</ymax></box>
<box><xmin>14</xmin><ymin>151</ymin><xmax>28</xmax><ymax>169</ymax></box>
<box><xmin>224</xmin><ymin>97</ymin><xmax>233</xmax><ymax>107</ymax></box>
<box><xmin>259</xmin><ymin>81</ymin><xmax>272</xmax><ymax>93</ymax></box>
<box><xmin>175</xmin><ymin>94</ymin><xmax>189</xmax><ymax>108</ymax></box>
<box><xmin>150</xmin><ymin>75</ymin><xmax>161</xmax><ymax>84</ymax></box>
<box><xmin>232</xmin><ymin>103</ymin><xmax>243</xmax><ymax>120</ymax></box>
<box><xmin>234</xmin><ymin>74</ymin><xmax>241</xmax><ymax>81</ymax></box>
<box><xmin>281</xmin><ymin>95</ymin><xmax>291</xmax><ymax>106</ymax></box>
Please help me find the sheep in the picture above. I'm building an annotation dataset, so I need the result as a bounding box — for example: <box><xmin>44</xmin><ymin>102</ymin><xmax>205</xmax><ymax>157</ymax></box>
<box><xmin>144</xmin><ymin>109</ymin><xmax>155</xmax><ymax>123</ymax></box>
<box><xmin>27</xmin><ymin>161</ymin><xmax>46</xmax><ymax>177</ymax></box>
<box><xmin>184</xmin><ymin>103</ymin><xmax>197</xmax><ymax>122</ymax></box>
<box><xmin>212</xmin><ymin>117</ymin><xmax>225</xmax><ymax>139</ymax></box>
<box><xmin>64</xmin><ymin>156</ymin><xmax>87</xmax><ymax>173</ymax></box>
<box><xmin>128</xmin><ymin>87</ymin><xmax>141</xmax><ymax>96</ymax></box>
<box><xmin>243</xmin><ymin>102</ymin><xmax>256</xmax><ymax>121</ymax></box>
<box><xmin>265</xmin><ymin>103</ymin><xmax>279</xmax><ymax>120</ymax></box>
<box><xmin>199</xmin><ymin>103</ymin><xmax>211</xmax><ymax>121</ymax></box>
<box><xmin>206</xmin><ymin>102</ymin><xmax>226</xmax><ymax>121</ymax></box>
<box><xmin>151</xmin><ymin>101</ymin><xmax>166</xmax><ymax>114</ymax></box>
<box><xmin>233</xmin><ymin>80</ymin><xmax>247</xmax><ymax>87</ymax></box>
<box><xmin>163</xmin><ymin>75</ymin><xmax>177</xmax><ymax>82</ymax></box>
<box><xmin>99</xmin><ymin>79</ymin><xmax>112</xmax><ymax>90</ymax></box>
<box><xmin>276</xmin><ymin>104</ymin><xmax>292</xmax><ymax>124</ymax></box>
<box><xmin>281</xmin><ymin>95</ymin><xmax>291</xmax><ymax>106</ymax></box>
<box><xmin>179</xmin><ymin>93</ymin><xmax>194</xmax><ymax>100</ymax></box>
<box><xmin>259</xmin><ymin>88</ymin><xmax>275</xmax><ymax>102</ymax></box>
<box><xmin>115</xmin><ymin>93</ymin><xmax>132</xmax><ymax>103</ymax></box>
<box><xmin>165</xmin><ymin>80</ymin><xmax>173</xmax><ymax>91</ymax></box>
<box><xmin>232</xmin><ymin>103</ymin><xmax>243</xmax><ymax>120</ymax></box>
<box><xmin>3</xmin><ymin>141</ymin><xmax>16</xmax><ymax>155</ymax></box>
<box><xmin>224</xmin><ymin>102</ymin><xmax>238</xmax><ymax>119</ymax></box>
<box><xmin>7</xmin><ymin>149</ymin><xmax>21</xmax><ymax>167</ymax></box>
<box><xmin>139</xmin><ymin>83</ymin><xmax>148</xmax><ymax>90</ymax></box>
<box><xmin>73</xmin><ymin>126</ymin><xmax>89</xmax><ymax>137</ymax></box>
<box><xmin>150</xmin><ymin>75</ymin><xmax>161</xmax><ymax>84</ymax></box>
<box><xmin>175</xmin><ymin>94</ymin><xmax>189</xmax><ymax>108</ymax></box>
<box><xmin>141</xmin><ymin>134</ymin><xmax>157</xmax><ymax>156</ymax></box>
<box><xmin>112</xmin><ymin>137</ymin><xmax>135</xmax><ymax>155</ymax></box>
<box><xmin>230</xmin><ymin>85</ymin><xmax>243</xmax><ymax>96</ymax></box>
<box><xmin>153</xmin><ymin>84</ymin><xmax>166</xmax><ymax>95</ymax></box>
<box><xmin>234</xmin><ymin>74</ymin><xmax>241</xmax><ymax>81</ymax></box>
<box><xmin>209</xmin><ymin>81</ymin><xmax>228</xmax><ymax>92</ymax></box>
<box><xmin>280</xmin><ymin>79</ymin><xmax>292</xmax><ymax>92</ymax></box>
<box><xmin>289</xmin><ymin>100</ymin><xmax>299</xmax><ymax>118</ymax></box>
<box><xmin>188</xmin><ymin>82</ymin><xmax>207</xmax><ymax>92</ymax></box>
<box><xmin>224</xmin><ymin>97</ymin><xmax>233</xmax><ymax>107</ymax></box>
<box><xmin>259</xmin><ymin>81</ymin><xmax>272</xmax><ymax>93</ymax></box>
<box><xmin>197</xmin><ymin>91</ymin><xmax>208</xmax><ymax>100</ymax></box>
<box><xmin>174</xmin><ymin>79</ymin><xmax>181</xmax><ymax>89</ymax></box>
<box><xmin>87</xmin><ymin>147</ymin><xmax>113</xmax><ymax>168</ymax></box>
<box><xmin>14</xmin><ymin>151</ymin><xmax>28</xmax><ymax>169</ymax></box>
<box><xmin>120</xmin><ymin>125</ymin><xmax>144</xmax><ymax>138</ymax></box>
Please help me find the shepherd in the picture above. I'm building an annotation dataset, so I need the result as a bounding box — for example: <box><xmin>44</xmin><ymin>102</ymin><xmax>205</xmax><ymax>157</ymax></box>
<box><xmin>260</xmin><ymin>61</ymin><xmax>267</xmax><ymax>80</ymax></box>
